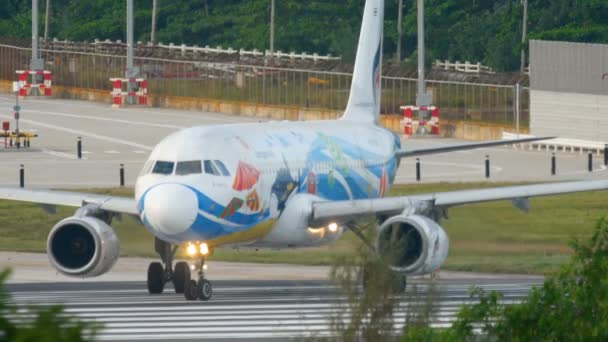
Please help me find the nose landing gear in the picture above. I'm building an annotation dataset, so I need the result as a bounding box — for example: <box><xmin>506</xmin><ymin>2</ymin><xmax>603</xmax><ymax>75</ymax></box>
<box><xmin>184</xmin><ymin>256</ymin><xmax>212</xmax><ymax>301</ymax></box>
<box><xmin>146</xmin><ymin>237</ymin><xmax>191</xmax><ymax>295</ymax></box>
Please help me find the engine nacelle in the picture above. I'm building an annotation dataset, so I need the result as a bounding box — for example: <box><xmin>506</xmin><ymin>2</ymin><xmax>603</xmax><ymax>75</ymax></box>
<box><xmin>376</xmin><ymin>214</ymin><xmax>449</xmax><ymax>276</ymax></box>
<box><xmin>47</xmin><ymin>216</ymin><xmax>120</xmax><ymax>277</ymax></box>
<box><xmin>257</xmin><ymin>194</ymin><xmax>344</xmax><ymax>248</ymax></box>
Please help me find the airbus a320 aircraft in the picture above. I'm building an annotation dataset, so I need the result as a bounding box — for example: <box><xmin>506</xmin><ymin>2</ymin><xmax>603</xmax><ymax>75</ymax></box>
<box><xmin>1</xmin><ymin>0</ymin><xmax>606</xmax><ymax>301</ymax></box>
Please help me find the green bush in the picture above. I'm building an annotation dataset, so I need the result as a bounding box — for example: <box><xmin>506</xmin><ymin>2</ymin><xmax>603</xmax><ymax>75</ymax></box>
<box><xmin>403</xmin><ymin>217</ymin><xmax>608</xmax><ymax>341</ymax></box>
<box><xmin>0</xmin><ymin>269</ymin><xmax>99</xmax><ymax>342</ymax></box>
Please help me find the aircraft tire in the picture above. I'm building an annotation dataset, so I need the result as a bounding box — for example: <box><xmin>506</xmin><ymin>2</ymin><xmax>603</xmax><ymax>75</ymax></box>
<box><xmin>198</xmin><ymin>278</ymin><xmax>212</xmax><ymax>301</ymax></box>
<box><xmin>184</xmin><ymin>280</ymin><xmax>198</xmax><ymax>301</ymax></box>
<box><xmin>147</xmin><ymin>262</ymin><xmax>165</xmax><ymax>294</ymax></box>
<box><xmin>173</xmin><ymin>262</ymin><xmax>190</xmax><ymax>294</ymax></box>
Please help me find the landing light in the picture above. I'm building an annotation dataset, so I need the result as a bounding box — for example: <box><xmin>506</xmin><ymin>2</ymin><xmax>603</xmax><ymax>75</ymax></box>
<box><xmin>328</xmin><ymin>223</ymin><xmax>338</xmax><ymax>233</ymax></box>
<box><xmin>200</xmin><ymin>242</ymin><xmax>209</xmax><ymax>256</ymax></box>
<box><xmin>185</xmin><ymin>242</ymin><xmax>210</xmax><ymax>257</ymax></box>
<box><xmin>186</xmin><ymin>243</ymin><xmax>197</xmax><ymax>256</ymax></box>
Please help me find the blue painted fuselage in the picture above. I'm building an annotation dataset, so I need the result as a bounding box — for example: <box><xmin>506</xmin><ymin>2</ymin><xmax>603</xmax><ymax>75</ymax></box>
<box><xmin>135</xmin><ymin>120</ymin><xmax>401</xmax><ymax>246</ymax></box>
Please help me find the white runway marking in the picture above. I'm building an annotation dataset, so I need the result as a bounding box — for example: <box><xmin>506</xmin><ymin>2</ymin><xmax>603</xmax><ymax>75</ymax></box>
<box><xmin>0</xmin><ymin>97</ymin><xmax>256</xmax><ymax>123</ymax></box>
<box><xmin>40</xmin><ymin>148</ymin><xmax>84</xmax><ymax>160</ymax></box>
<box><xmin>104</xmin><ymin>150</ymin><xmax>120</xmax><ymax>154</ymax></box>
<box><xmin>0</xmin><ymin>114</ymin><xmax>153</xmax><ymax>151</ymax></box>
<box><xmin>9</xmin><ymin>282</ymin><xmax>536</xmax><ymax>341</ymax></box>
<box><xmin>19</xmin><ymin>108</ymin><xmax>185</xmax><ymax>130</ymax></box>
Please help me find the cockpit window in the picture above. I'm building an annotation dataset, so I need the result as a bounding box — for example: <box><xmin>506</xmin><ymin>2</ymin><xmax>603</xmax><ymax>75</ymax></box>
<box><xmin>204</xmin><ymin>160</ymin><xmax>220</xmax><ymax>176</ymax></box>
<box><xmin>176</xmin><ymin>161</ymin><xmax>202</xmax><ymax>175</ymax></box>
<box><xmin>214</xmin><ymin>160</ymin><xmax>230</xmax><ymax>176</ymax></box>
<box><xmin>152</xmin><ymin>161</ymin><xmax>175</xmax><ymax>175</ymax></box>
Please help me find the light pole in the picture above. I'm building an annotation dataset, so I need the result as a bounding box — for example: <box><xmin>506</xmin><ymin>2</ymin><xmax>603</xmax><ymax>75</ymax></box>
<box><xmin>31</xmin><ymin>0</ymin><xmax>43</xmax><ymax>70</ymax></box>
<box><xmin>415</xmin><ymin>0</ymin><xmax>431</xmax><ymax>130</ymax></box>
<box><xmin>270</xmin><ymin>0</ymin><xmax>275</xmax><ymax>54</ymax></box>
<box><xmin>396</xmin><ymin>0</ymin><xmax>403</xmax><ymax>62</ymax></box>
<box><xmin>44</xmin><ymin>0</ymin><xmax>50</xmax><ymax>42</ymax></box>
<box><xmin>151</xmin><ymin>0</ymin><xmax>158</xmax><ymax>45</ymax></box>
<box><xmin>520</xmin><ymin>0</ymin><xmax>528</xmax><ymax>73</ymax></box>
<box><xmin>126</xmin><ymin>0</ymin><xmax>136</xmax><ymax>104</ymax></box>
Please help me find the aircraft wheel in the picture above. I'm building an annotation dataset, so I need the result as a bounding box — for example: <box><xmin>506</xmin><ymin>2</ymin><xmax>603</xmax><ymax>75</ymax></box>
<box><xmin>198</xmin><ymin>278</ymin><xmax>212</xmax><ymax>301</ymax></box>
<box><xmin>173</xmin><ymin>262</ymin><xmax>190</xmax><ymax>294</ymax></box>
<box><xmin>184</xmin><ymin>280</ymin><xmax>198</xmax><ymax>301</ymax></box>
<box><xmin>147</xmin><ymin>262</ymin><xmax>165</xmax><ymax>294</ymax></box>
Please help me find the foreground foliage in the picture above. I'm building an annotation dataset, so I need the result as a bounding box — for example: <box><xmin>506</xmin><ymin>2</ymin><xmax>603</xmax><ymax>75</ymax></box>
<box><xmin>403</xmin><ymin>217</ymin><xmax>608</xmax><ymax>341</ymax></box>
<box><xmin>327</xmin><ymin>222</ymin><xmax>441</xmax><ymax>341</ymax></box>
<box><xmin>0</xmin><ymin>269</ymin><xmax>98</xmax><ymax>342</ymax></box>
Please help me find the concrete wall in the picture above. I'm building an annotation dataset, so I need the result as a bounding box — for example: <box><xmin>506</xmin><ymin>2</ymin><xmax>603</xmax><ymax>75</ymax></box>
<box><xmin>0</xmin><ymin>80</ymin><xmax>517</xmax><ymax>141</ymax></box>
<box><xmin>531</xmin><ymin>90</ymin><xmax>608</xmax><ymax>141</ymax></box>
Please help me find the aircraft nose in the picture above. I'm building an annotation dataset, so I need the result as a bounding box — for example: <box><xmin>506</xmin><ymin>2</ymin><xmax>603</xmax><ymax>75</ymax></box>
<box><xmin>142</xmin><ymin>184</ymin><xmax>199</xmax><ymax>236</ymax></box>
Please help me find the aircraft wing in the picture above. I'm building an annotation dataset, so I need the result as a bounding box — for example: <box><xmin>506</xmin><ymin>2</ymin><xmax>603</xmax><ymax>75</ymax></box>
<box><xmin>395</xmin><ymin>137</ymin><xmax>552</xmax><ymax>158</ymax></box>
<box><xmin>0</xmin><ymin>188</ymin><xmax>139</xmax><ymax>215</ymax></box>
<box><xmin>310</xmin><ymin>180</ymin><xmax>608</xmax><ymax>225</ymax></box>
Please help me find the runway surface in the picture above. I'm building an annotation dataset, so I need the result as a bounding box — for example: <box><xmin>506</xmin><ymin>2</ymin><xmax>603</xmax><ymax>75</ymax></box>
<box><xmin>0</xmin><ymin>95</ymin><xmax>605</xmax><ymax>188</ymax></box>
<box><xmin>6</xmin><ymin>278</ymin><xmax>540</xmax><ymax>341</ymax></box>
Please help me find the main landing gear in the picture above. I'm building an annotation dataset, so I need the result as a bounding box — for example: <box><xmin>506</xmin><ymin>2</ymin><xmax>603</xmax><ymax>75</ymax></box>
<box><xmin>146</xmin><ymin>237</ymin><xmax>213</xmax><ymax>301</ymax></box>
<box><xmin>147</xmin><ymin>237</ymin><xmax>191</xmax><ymax>295</ymax></box>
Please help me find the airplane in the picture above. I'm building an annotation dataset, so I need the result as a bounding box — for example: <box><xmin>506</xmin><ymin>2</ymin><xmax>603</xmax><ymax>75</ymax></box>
<box><xmin>1</xmin><ymin>0</ymin><xmax>607</xmax><ymax>301</ymax></box>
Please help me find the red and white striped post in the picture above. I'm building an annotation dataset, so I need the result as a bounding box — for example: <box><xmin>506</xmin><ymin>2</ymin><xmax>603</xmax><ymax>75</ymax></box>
<box><xmin>15</xmin><ymin>70</ymin><xmax>53</xmax><ymax>97</ymax></box>
<box><xmin>110</xmin><ymin>78</ymin><xmax>148</xmax><ymax>108</ymax></box>
<box><xmin>18</xmin><ymin>71</ymin><xmax>28</xmax><ymax>97</ymax></box>
<box><xmin>138</xmin><ymin>79</ymin><xmax>148</xmax><ymax>105</ymax></box>
<box><xmin>403</xmin><ymin>107</ymin><xmax>413</xmax><ymax>136</ymax></box>
<box><xmin>430</xmin><ymin>108</ymin><xmax>440</xmax><ymax>135</ymax></box>
<box><xmin>400</xmin><ymin>105</ymin><xmax>440</xmax><ymax>136</ymax></box>
<box><xmin>43</xmin><ymin>71</ymin><xmax>53</xmax><ymax>96</ymax></box>
<box><xmin>111</xmin><ymin>79</ymin><xmax>123</xmax><ymax>107</ymax></box>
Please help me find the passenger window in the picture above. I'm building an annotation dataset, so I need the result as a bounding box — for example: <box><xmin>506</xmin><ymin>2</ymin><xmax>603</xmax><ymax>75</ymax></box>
<box><xmin>176</xmin><ymin>161</ymin><xmax>202</xmax><ymax>175</ymax></box>
<box><xmin>152</xmin><ymin>161</ymin><xmax>175</xmax><ymax>175</ymax></box>
<box><xmin>214</xmin><ymin>160</ymin><xmax>230</xmax><ymax>176</ymax></box>
<box><xmin>204</xmin><ymin>160</ymin><xmax>220</xmax><ymax>176</ymax></box>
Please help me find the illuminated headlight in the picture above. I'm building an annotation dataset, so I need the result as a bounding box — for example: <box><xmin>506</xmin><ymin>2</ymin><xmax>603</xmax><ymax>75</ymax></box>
<box><xmin>199</xmin><ymin>242</ymin><xmax>209</xmax><ymax>256</ymax></box>
<box><xmin>328</xmin><ymin>222</ymin><xmax>338</xmax><ymax>233</ymax></box>
<box><xmin>186</xmin><ymin>243</ymin><xmax>197</xmax><ymax>256</ymax></box>
<box><xmin>203</xmin><ymin>264</ymin><xmax>208</xmax><ymax>270</ymax></box>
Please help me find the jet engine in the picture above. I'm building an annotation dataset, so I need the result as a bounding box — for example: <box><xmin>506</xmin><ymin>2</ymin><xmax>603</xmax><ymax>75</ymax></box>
<box><xmin>376</xmin><ymin>214</ymin><xmax>449</xmax><ymax>276</ymax></box>
<box><xmin>47</xmin><ymin>216</ymin><xmax>120</xmax><ymax>277</ymax></box>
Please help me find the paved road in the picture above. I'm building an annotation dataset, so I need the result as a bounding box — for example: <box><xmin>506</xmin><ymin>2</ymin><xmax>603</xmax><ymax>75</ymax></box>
<box><xmin>0</xmin><ymin>95</ymin><xmax>604</xmax><ymax>188</ymax></box>
<box><xmin>6</xmin><ymin>278</ymin><xmax>540</xmax><ymax>341</ymax></box>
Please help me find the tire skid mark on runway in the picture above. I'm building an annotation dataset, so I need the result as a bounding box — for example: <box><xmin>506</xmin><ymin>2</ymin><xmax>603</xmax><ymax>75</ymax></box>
<box><xmin>8</xmin><ymin>282</ymin><xmax>534</xmax><ymax>341</ymax></box>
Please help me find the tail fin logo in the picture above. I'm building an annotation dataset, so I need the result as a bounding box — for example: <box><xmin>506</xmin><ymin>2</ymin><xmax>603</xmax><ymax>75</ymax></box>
<box><xmin>372</xmin><ymin>41</ymin><xmax>382</xmax><ymax>105</ymax></box>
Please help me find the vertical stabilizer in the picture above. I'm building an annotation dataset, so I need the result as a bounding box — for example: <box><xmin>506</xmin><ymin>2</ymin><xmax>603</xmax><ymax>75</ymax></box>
<box><xmin>341</xmin><ymin>0</ymin><xmax>384</xmax><ymax>125</ymax></box>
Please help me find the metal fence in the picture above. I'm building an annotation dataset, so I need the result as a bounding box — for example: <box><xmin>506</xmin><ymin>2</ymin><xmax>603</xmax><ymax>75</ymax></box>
<box><xmin>0</xmin><ymin>44</ymin><xmax>529</xmax><ymax>128</ymax></box>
